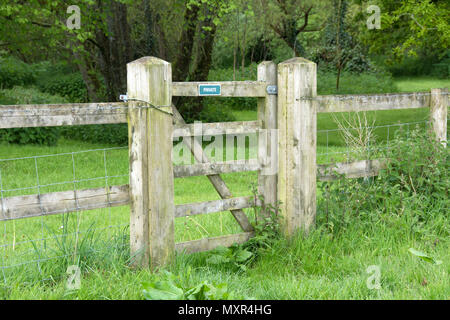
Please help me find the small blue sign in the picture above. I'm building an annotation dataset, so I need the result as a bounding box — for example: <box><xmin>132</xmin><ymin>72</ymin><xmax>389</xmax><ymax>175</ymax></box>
<box><xmin>199</xmin><ymin>84</ymin><xmax>221</xmax><ymax>96</ymax></box>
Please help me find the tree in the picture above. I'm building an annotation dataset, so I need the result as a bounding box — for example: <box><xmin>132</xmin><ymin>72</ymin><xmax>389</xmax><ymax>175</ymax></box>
<box><xmin>0</xmin><ymin>0</ymin><xmax>135</xmax><ymax>101</ymax></box>
<box><xmin>355</xmin><ymin>0</ymin><xmax>449</xmax><ymax>61</ymax></box>
<box><xmin>258</xmin><ymin>0</ymin><xmax>328</xmax><ymax>57</ymax></box>
<box><xmin>170</xmin><ymin>0</ymin><xmax>236</xmax><ymax>121</ymax></box>
<box><xmin>313</xmin><ymin>0</ymin><xmax>372</xmax><ymax>90</ymax></box>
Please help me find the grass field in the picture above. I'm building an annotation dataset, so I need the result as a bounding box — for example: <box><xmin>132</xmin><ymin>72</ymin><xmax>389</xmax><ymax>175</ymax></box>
<box><xmin>394</xmin><ymin>77</ymin><xmax>450</xmax><ymax>93</ymax></box>
<box><xmin>0</xmin><ymin>76</ymin><xmax>448</xmax><ymax>299</ymax></box>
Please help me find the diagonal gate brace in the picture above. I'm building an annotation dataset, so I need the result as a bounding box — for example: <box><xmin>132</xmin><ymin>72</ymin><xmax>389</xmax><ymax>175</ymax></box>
<box><xmin>172</xmin><ymin>105</ymin><xmax>254</xmax><ymax>232</ymax></box>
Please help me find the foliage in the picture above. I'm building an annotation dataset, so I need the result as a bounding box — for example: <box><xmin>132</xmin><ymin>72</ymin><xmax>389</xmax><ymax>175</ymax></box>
<box><xmin>313</xmin><ymin>0</ymin><xmax>372</xmax><ymax>90</ymax></box>
<box><xmin>408</xmin><ymin>248</ymin><xmax>442</xmax><ymax>265</ymax></box>
<box><xmin>318</xmin><ymin>127</ymin><xmax>449</xmax><ymax>236</ymax></box>
<box><xmin>372</xmin><ymin>49</ymin><xmax>450</xmax><ymax>79</ymax></box>
<box><xmin>1</xmin><ymin>127</ymin><xmax>60</xmax><ymax>146</ymax></box>
<box><xmin>61</xmin><ymin>124</ymin><xmax>128</xmax><ymax>146</ymax></box>
<box><xmin>430</xmin><ymin>51</ymin><xmax>450</xmax><ymax>79</ymax></box>
<box><xmin>37</xmin><ymin>73</ymin><xmax>88</xmax><ymax>103</ymax></box>
<box><xmin>0</xmin><ymin>86</ymin><xmax>68</xmax><ymax>146</ymax></box>
<box><xmin>256</xmin><ymin>0</ymin><xmax>329</xmax><ymax>57</ymax></box>
<box><xmin>142</xmin><ymin>270</ymin><xmax>249</xmax><ymax>300</ymax></box>
<box><xmin>206</xmin><ymin>245</ymin><xmax>253</xmax><ymax>271</ymax></box>
<box><xmin>0</xmin><ymin>56</ymin><xmax>36</xmax><ymax>89</ymax></box>
<box><xmin>382</xmin><ymin>128</ymin><xmax>448</xmax><ymax>201</ymax></box>
<box><xmin>0</xmin><ymin>125</ymin><xmax>448</xmax><ymax>299</ymax></box>
<box><xmin>356</xmin><ymin>0</ymin><xmax>450</xmax><ymax>62</ymax></box>
<box><xmin>317</xmin><ymin>69</ymin><xmax>396</xmax><ymax>95</ymax></box>
<box><xmin>197</xmin><ymin>103</ymin><xmax>236</xmax><ymax>123</ymax></box>
<box><xmin>207</xmin><ymin>64</ymin><xmax>258</xmax><ymax>111</ymax></box>
<box><xmin>203</xmin><ymin>184</ymin><xmax>282</xmax><ymax>272</ymax></box>
<box><xmin>245</xmin><ymin>185</ymin><xmax>282</xmax><ymax>252</ymax></box>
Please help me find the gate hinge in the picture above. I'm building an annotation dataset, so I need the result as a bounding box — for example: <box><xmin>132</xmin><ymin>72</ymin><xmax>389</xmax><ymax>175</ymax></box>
<box><xmin>266</xmin><ymin>85</ymin><xmax>277</xmax><ymax>95</ymax></box>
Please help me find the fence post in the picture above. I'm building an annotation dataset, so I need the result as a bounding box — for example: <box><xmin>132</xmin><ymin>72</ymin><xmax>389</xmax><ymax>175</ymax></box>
<box><xmin>127</xmin><ymin>57</ymin><xmax>175</xmax><ymax>269</ymax></box>
<box><xmin>277</xmin><ymin>58</ymin><xmax>317</xmax><ymax>236</ymax></box>
<box><xmin>257</xmin><ymin>61</ymin><xmax>278</xmax><ymax>217</ymax></box>
<box><xmin>430</xmin><ymin>88</ymin><xmax>448</xmax><ymax>147</ymax></box>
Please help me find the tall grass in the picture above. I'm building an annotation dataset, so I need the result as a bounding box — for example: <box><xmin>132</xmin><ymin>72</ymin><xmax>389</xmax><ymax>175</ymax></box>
<box><xmin>0</xmin><ymin>127</ymin><xmax>448</xmax><ymax>299</ymax></box>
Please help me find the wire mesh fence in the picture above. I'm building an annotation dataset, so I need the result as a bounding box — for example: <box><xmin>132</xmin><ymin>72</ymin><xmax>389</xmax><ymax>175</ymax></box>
<box><xmin>0</xmin><ymin>147</ymin><xmax>130</xmax><ymax>285</ymax></box>
<box><xmin>317</xmin><ymin>119</ymin><xmax>431</xmax><ymax>164</ymax></box>
<box><xmin>0</xmin><ymin>142</ymin><xmax>258</xmax><ymax>285</ymax></box>
<box><xmin>316</xmin><ymin>113</ymin><xmax>449</xmax><ymax>229</ymax></box>
<box><xmin>0</xmin><ymin>89</ymin><xmax>447</xmax><ymax>285</ymax></box>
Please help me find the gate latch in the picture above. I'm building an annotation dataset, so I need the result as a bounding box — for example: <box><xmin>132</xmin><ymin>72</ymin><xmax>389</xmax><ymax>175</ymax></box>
<box><xmin>119</xmin><ymin>93</ymin><xmax>128</xmax><ymax>102</ymax></box>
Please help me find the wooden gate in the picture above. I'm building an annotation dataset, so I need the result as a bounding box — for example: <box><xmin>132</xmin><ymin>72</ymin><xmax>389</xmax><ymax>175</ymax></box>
<box><xmin>127</xmin><ymin>57</ymin><xmax>278</xmax><ymax>268</ymax></box>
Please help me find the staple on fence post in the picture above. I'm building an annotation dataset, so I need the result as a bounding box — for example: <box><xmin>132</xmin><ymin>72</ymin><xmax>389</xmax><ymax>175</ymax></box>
<box><xmin>257</xmin><ymin>61</ymin><xmax>278</xmax><ymax>218</ymax></box>
<box><xmin>277</xmin><ymin>58</ymin><xmax>317</xmax><ymax>236</ymax></box>
<box><xmin>430</xmin><ymin>88</ymin><xmax>448</xmax><ymax>148</ymax></box>
<box><xmin>127</xmin><ymin>57</ymin><xmax>175</xmax><ymax>269</ymax></box>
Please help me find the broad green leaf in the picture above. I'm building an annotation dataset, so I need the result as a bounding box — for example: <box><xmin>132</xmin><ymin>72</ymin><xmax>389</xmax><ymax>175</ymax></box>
<box><xmin>206</xmin><ymin>254</ymin><xmax>230</xmax><ymax>264</ymax></box>
<box><xmin>142</xmin><ymin>280</ymin><xmax>184</xmax><ymax>300</ymax></box>
<box><xmin>408</xmin><ymin>248</ymin><xmax>442</xmax><ymax>265</ymax></box>
<box><xmin>234</xmin><ymin>249</ymin><xmax>253</xmax><ymax>263</ymax></box>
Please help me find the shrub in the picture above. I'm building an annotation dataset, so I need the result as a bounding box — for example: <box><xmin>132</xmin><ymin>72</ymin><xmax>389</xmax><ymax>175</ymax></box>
<box><xmin>431</xmin><ymin>51</ymin><xmax>450</xmax><ymax>79</ymax></box>
<box><xmin>38</xmin><ymin>73</ymin><xmax>88</xmax><ymax>103</ymax></box>
<box><xmin>318</xmin><ymin>127</ymin><xmax>449</xmax><ymax>236</ymax></box>
<box><xmin>317</xmin><ymin>69</ymin><xmax>397</xmax><ymax>95</ymax></box>
<box><xmin>0</xmin><ymin>86</ymin><xmax>67</xmax><ymax>146</ymax></box>
<box><xmin>319</xmin><ymin>128</ymin><xmax>449</xmax><ymax>239</ymax></box>
<box><xmin>197</xmin><ymin>103</ymin><xmax>235</xmax><ymax>123</ymax></box>
<box><xmin>206</xmin><ymin>64</ymin><xmax>258</xmax><ymax>112</ymax></box>
<box><xmin>61</xmin><ymin>124</ymin><xmax>128</xmax><ymax>146</ymax></box>
<box><xmin>0</xmin><ymin>86</ymin><xmax>67</xmax><ymax>104</ymax></box>
<box><xmin>142</xmin><ymin>271</ymin><xmax>249</xmax><ymax>300</ymax></box>
<box><xmin>382</xmin><ymin>51</ymin><xmax>450</xmax><ymax>78</ymax></box>
<box><xmin>0</xmin><ymin>56</ymin><xmax>36</xmax><ymax>89</ymax></box>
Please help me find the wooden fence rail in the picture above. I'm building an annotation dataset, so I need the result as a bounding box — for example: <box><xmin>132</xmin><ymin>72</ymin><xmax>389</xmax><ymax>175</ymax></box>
<box><xmin>0</xmin><ymin>55</ymin><xmax>447</xmax><ymax>270</ymax></box>
<box><xmin>172</xmin><ymin>81</ymin><xmax>266</xmax><ymax>97</ymax></box>
<box><xmin>316</xmin><ymin>92</ymin><xmax>431</xmax><ymax>113</ymax></box>
<box><xmin>0</xmin><ymin>159</ymin><xmax>388</xmax><ymax>222</ymax></box>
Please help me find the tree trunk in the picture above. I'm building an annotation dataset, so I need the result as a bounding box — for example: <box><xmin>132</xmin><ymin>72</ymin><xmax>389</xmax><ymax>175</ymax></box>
<box><xmin>177</xmin><ymin>18</ymin><xmax>218</xmax><ymax>121</ymax></box>
<box><xmin>172</xmin><ymin>4</ymin><xmax>200</xmax><ymax>81</ymax></box>
<box><xmin>336</xmin><ymin>65</ymin><xmax>341</xmax><ymax>91</ymax></box>
<box><xmin>73</xmin><ymin>49</ymin><xmax>101</xmax><ymax>102</ymax></box>
<box><xmin>143</xmin><ymin>0</ymin><xmax>157</xmax><ymax>57</ymax></box>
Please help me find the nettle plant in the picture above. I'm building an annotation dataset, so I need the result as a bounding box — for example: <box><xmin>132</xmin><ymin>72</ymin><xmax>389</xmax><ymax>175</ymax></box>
<box><xmin>142</xmin><ymin>270</ymin><xmax>250</xmax><ymax>300</ymax></box>
<box><xmin>205</xmin><ymin>184</ymin><xmax>282</xmax><ymax>272</ymax></box>
<box><xmin>318</xmin><ymin>127</ymin><xmax>449</xmax><ymax>234</ymax></box>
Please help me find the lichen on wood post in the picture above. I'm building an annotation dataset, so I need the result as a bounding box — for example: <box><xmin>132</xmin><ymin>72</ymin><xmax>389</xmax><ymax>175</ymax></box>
<box><xmin>257</xmin><ymin>61</ymin><xmax>278</xmax><ymax>218</ymax></box>
<box><xmin>430</xmin><ymin>88</ymin><xmax>448</xmax><ymax>147</ymax></box>
<box><xmin>277</xmin><ymin>57</ymin><xmax>317</xmax><ymax>236</ymax></box>
<box><xmin>127</xmin><ymin>57</ymin><xmax>174</xmax><ymax>269</ymax></box>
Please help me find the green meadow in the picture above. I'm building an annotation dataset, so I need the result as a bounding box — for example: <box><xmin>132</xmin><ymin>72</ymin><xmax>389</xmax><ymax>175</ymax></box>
<box><xmin>0</xmin><ymin>77</ymin><xmax>448</xmax><ymax>300</ymax></box>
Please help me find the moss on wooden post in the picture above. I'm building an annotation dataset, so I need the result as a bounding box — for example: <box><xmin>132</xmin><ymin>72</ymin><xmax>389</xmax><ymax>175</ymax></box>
<box><xmin>277</xmin><ymin>58</ymin><xmax>317</xmax><ymax>236</ymax></box>
<box><xmin>257</xmin><ymin>61</ymin><xmax>278</xmax><ymax>218</ymax></box>
<box><xmin>127</xmin><ymin>57</ymin><xmax>174</xmax><ymax>269</ymax></box>
<box><xmin>430</xmin><ymin>88</ymin><xmax>448</xmax><ymax>147</ymax></box>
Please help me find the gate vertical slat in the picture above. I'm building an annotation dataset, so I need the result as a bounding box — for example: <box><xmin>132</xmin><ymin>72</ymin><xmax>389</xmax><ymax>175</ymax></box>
<box><xmin>257</xmin><ymin>61</ymin><xmax>278</xmax><ymax>217</ymax></box>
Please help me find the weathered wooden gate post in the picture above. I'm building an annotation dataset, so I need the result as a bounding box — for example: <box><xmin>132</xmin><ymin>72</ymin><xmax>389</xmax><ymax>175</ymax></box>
<box><xmin>277</xmin><ymin>58</ymin><xmax>317</xmax><ymax>236</ymax></box>
<box><xmin>430</xmin><ymin>88</ymin><xmax>448</xmax><ymax>147</ymax></box>
<box><xmin>257</xmin><ymin>61</ymin><xmax>278</xmax><ymax>216</ymax></box>
<box><xmin>127</xmin><ymin>57</ymin><xmax>175</xmax><ymax>269</ymax></box>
